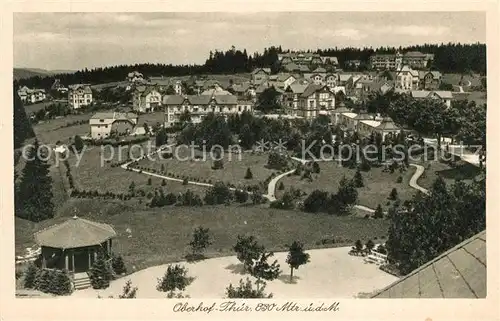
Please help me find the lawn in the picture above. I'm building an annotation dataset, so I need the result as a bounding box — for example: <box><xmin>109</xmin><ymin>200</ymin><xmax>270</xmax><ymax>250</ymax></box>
<box><xmin>24</xmin><ymin>101</ymin><xmax>55</xmax><ymax>115</ymax></box>
<box><xmin>15</xmin><ymin>198</ymin><xmax>390</xmax><ymax>272</ymax></box>
<box><xmin>66</xmin><ymin>141</ymin><xmax>208</xmax><ymax>197</ymax></box>
<box><xmin>136</xmin><ymin>149</ymin><xmax>279</xmax><ymax>189</ymax></box>
<box><xmin>33</xmin><ymin>114</ymin><xmax>92</xmax><ymax>144</ymax></box>
<box><xmin>275</xmin><ymin>161</ymin><xmax>418</xmax><ymax>210</ymax></box>
<box><xmin>414</xmin><ymin>159</ymin><xmax>481</xmax><ymax>190</ymax></box>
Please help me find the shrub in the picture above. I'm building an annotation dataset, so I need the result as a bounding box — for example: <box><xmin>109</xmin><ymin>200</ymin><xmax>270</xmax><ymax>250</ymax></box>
<box><xmin>235</xmin><ymin>189</ymin><xmax>249</xmax><ymax>203</ymax></box>
<box><xmin>353</xmin><ymin>169</ymin><xmax>364</xmax><ymax>188</ymax></box>
<box><xmin>303</xmin><ymin>189</ymin><xmax>329</xmax><ymax>213</ymax></box>
<box><xmin>182</xmin><ymin>178</ymin><xmax>188</xmax><ymax>185</ymax></box>
<box><xmin>204</xmin><ymin>182</ymin><xmax>233</xmax><ymax>205</ymax></box>
<box><xmin>225</xmin><ymin>278</ymin><xmax>272</xmax><ymax>298</ymax></box>
<box><xmin>156</xmin><ymin>264</ymin><xmax>194</xmax><ymax>294</ymax></box>
<box><xmin>118</xmin><ymin>280</ymin><xmax>138</xmax><ymax>298</ymax></box>
<box><xmin>161</xmin><ymin>179</ymin><xmax>167</xmax><ymax>186</ymax></box>
<box><xmin>33</xmin><ymin>268</ymin><xmax>73</xmax><ymax>295</ymax></box>
<box><xmin>373</xmin><ymin>204</ymin><xmax>384</xmax><ymax>219</ymax></box>
<box><xmin>396</xmin><ymin>176</ymin><xmax>403</xmax><ymax>183</ymax></box>
<box><xmin>278</xmin><ymin>182</ymin><xmax>285</xmax><ymax>190</ymax></box>
<box><xmin>312</xmin><ymin>161</ymin><xmax>320</xmax><ymax>173</ymax></box>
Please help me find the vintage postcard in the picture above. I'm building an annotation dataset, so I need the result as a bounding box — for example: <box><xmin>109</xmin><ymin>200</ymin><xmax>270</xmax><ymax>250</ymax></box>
<box><xmin>0</xmin><ymin>1</ymin><xmax>498</xmax><ymax>320</ymax></box>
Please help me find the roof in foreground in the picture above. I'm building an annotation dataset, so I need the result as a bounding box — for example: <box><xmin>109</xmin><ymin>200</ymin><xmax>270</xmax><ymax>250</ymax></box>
<box><xmin>34</xmin><ymin>217</ymin><xmax>117</xmax><ymax>249</ymax></box>
<box><xmin>372</xmin><ymin>230</ymin><xmax>486</xmax><ymax>298</ymax></box>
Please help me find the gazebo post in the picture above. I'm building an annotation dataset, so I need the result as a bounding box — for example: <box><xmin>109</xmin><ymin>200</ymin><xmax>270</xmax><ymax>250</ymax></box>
<box><xmin>88</xmin><ymin>250</ymin><xmax>92</xmax><ymax>269</ymax></box>
<box><xmin>64</xmin><ymin>250</ymin><xmax>69</xmax><ymax>270</ymax></box>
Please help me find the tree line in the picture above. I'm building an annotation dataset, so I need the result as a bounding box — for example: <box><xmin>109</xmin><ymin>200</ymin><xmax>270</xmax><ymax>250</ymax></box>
<box><xmin>16</xmin><ymin>43</ymin><xmax>485</xmax><ymax>90</ymax></box>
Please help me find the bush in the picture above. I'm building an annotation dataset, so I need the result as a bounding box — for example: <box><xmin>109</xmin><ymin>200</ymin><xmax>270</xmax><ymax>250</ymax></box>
<box><xmin>373</xmin><ymin>204</ymin><xmax>384</xmax><ymax>219</ymax></box>
<box><xmin>182</xmin><ymin>178</ymin><xmax>189</xmax><ymax>185</ymax></box>
<box><xmin>156</xmin><ymin>264</ymin><xmax>194</xmax><ymax>293</ymax></box>
<box><xmin>147</xmin><ymin>177</ymin><xmax>152</xmax><ymax>185</ymax></box>
<box><xmin>353</xmin><ymin>169</ymin><xmax>364</xmax><ymax>188</ymax></box>
<box><xmin>235</xmin><ymin>189</ymin><xmax>249</xmax><ymax>203</ymax></box>
<box><xmin>204</xmin><ymin>182</ymin><xmax>233</xmax><ymax>205</ymax></box>
<box><xmin>118</xmin><ymin>280</ymin><xmax>138</xmax><ymax>298</ymax></box>
<box><xmin>226</xmin><ymin>278</ymin><xmax>272</xmax><ymax>298</ymax></box>
<box><xmin>33</xmin><ymin>268</ymin><xmax>73</xmax><ymax>295</ymax></box>
<box><xmin>278</xmin><ymin>182</ymin><xmax>285</xmax><ymax>190</ymax></box>
<box><xmin>303</xmin><ymin>190</ymin><xmax>329</xmax><ymax>213</ymax></box>
<box><xmin>161</xmin><ymin>179</ymin><xmax>166</xmax><ymax>186</ymax></box>
<box><xmin>396</xmin><ymin>176</ymin><xmax>403</xmax><ymax>183</ymax></box>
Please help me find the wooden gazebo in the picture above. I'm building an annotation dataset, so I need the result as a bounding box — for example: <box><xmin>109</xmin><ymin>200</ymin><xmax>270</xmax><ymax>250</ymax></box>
<box><xmin>34</xmin><ymin>216</ymin><xmax>117</xmax><ymax>274</ymax></box>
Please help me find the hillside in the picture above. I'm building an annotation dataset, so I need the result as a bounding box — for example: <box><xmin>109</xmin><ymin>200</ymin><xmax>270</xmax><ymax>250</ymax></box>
<box><xmin>14</xmin><ymin>68</ymin><xmax>75</xmax><ymax>81</ymax></box>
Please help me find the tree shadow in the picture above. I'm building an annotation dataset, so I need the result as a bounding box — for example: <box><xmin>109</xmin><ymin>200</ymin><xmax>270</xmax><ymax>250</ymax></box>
<box><xmin>224</xmin><ymin>263</ymin><xmax>247</xmax><ymax>275</ymax></box>
<box><xmin>437</xmin><ymin>162</ymin><xmax>481</xmax><ymax>181</ymax></box>
<box><xmin>278</xmin><ymin>274</ymin><xmax>301</xmax><ymax>284</ymax></box>
<box><xmin>185</xmin><ymin>253</ymin><xmax>206</xmax><ymax>263</ymax></box>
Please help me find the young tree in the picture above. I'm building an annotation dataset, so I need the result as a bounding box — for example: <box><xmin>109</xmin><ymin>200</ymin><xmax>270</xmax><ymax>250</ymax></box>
<box><xmin>161</xmin><ymin>179</ymin><xmax>166</xmax><ymax>186</ymax></box>
<box><xmin>147</xmin><ymin>177</ymin><xmax>152</xmax><ymax>185</ymax></box>
<box><xmin>89</xmin><ymin>253</ymin><xmax>113</xmax><ymax>289</ymax></box>
<box><xmin>353</xmin><ymin>169</ymin><xmax>364</xmax><ymax>188</ymax></box>
<box><xmin>74</xmin><ymin>135</ymin><xmax>84</xmax><ymax>152</ymax></box>
<box><xmin>233</xmin><ymin>235</ymin><xmax>265</xmax><ymax>271</ymax></box>
<box><xmin>23</xmin><ymin>263</ymin><xmax>39</xmax><ymax>289</ymax></box>
<box><xmin>128</xmin><ymin>181</ymin><xmax>136</xmax><ymax>195</ymax></box>
<box><xmin>16</xmin><ymin>139</ymin><xmax>54</xmax><ymax>222</ymax></box>
<box><xmin>286</xmin><ymin>241</ymin><xmax>310</xmax><ymax>283</ymax></box>
<box><xmin>111</xmin><ymin>254</ymin><xmax>127</xmax><ymax>275</ymax></box>
<box><xmin>303</xmin><ymin>189</ymin><xmax>329</xmax><ymax>213</ymax></box>
<box><xmin>244</xmin><ymin>167</ymin><xmax>253</xmax><ymax>179</ymax></box>
<box><xmin>189</xmin><ymin>227</ymin><xmax>212</xmax><ymax>258</ymax></box>
<box><xmin>118</xmin><ymin>280</ymin><xmax>138</xmax><ymax>299</ymax></box>
<box><xmin>225</xmin><ymin>278</ymin><xmax>272</xmax><ymax>298</ymax></box>
<box><xmin>156</xmin><ymin>264</ymin><xmax>194</xmax><ymax>297</ymax></box>
<box><xmin>249</xmin><ymin>251</ymin><xmax>281</xmax><ymax>290</ymax></box>
<box><xmin>278</xmin><ymin>182</ymin><xmax>285</xmax><ymax>190</ymax></box>
<box><xmin>337</xmin><ymin>176</ymin><xmax>358</xmax><ymax>208</ymax></box>
<box><xmin>389</xmin><ymin>188</ymin><xmax>398</xmax><ymax>200</ymax></box>
<box><xmin>312</xmin><ymin>161</ymin><xmax>320</xmax><ymax>173</ymax></box>
<box><xmin>373</xmin><ymin>204</ymin><xmax>384</xmax><ymax>219</ymax></box>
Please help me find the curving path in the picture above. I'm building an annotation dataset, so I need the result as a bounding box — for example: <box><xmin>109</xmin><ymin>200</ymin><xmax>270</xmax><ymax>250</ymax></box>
<box><xmin>408</xmin><ymin>164</ymin><xmax>429</xmax><ymax>195</ymax></box>
<box><xmin>264</xmin><ymin>169</ymin><xmax>297</xmax><ymax>201</ymax></box>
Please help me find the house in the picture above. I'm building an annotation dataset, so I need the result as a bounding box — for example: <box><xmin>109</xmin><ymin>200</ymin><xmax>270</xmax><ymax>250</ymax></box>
<box><xmin>251</xmin><ymin>68</ymin><xmax>271</xmax><ymax>84</ymax></box>
<box><xmin>127</xmin><ymin>71</ymin><xmax>144</xmax><ymax>82</ymax></box>
<box><xmin>403</xmin><ymin>51</ymin><xmax>434</xmax><ymax>69</ymax></box>
<box><xmin>395</xmin><ymin>65</ymin><xmax>419</xmax><ymax>91</ymax></box>
<box><xmin>410</xmin><ymin>90</ymin><xmax>453</xmax><ymax>108</ymax></box>
<box><xmin>295</xmin><ymin>84</ymin><xmax>336</xmax><ymax>120</ymax></box>
<box><xmin>17</xmin><ymin>86</ymin><xmax>46</xmax><ymax>104</ymax></box>
<box><xmin>370</xmin><ymin>51</ymin><xmax>434</xmax><ymax>70</ymax></box>
<box><xmin>278</xmin><ymin>52</ymin><xmax>339</xmax><ymax>68</ymax></box>
<box><xmin>357</xmin><ymin>116</ymin><xmax>401</xmax><ymax>141</ymax></box>
<box><xmin>163</xmin><ymin>93</ymin><xmax>252</xmax><ymax>128</ymax></box>
<box><xmin>419</xmin><ymin>71</ymin><xmax>442</xmax><ymax>90</ymax></box>
<box><xmin>68</xmin><ymin>84</ymin><xmax>92</xmax><ymax>109</ymax></box>
<box><xmin>372</xmin><ymin>230</ymin><xmax>486</xmax><ymax>298</ymax></box>
<box><xmin>275</xmin><ymin>73</ymin><xmax>297</xmax><ymax>90</ymax></box>
<box><xmin>132</xmin><ymin>86</ymin><xmax>162</xmax><ymax>113</ymax></box>
<box><xmin>89</xmin><ymin>112</ymin><xmax>138</xmax><ymax>139</ymax></box>
<box><xmin>51</xmin><ymin>79</ymin><xmax>68</xmax><ymax>93</ymax></box>
<box><xmin>369</xmin><ymin>52</ymin><xmax>403</xmax><ymax>70</ymax></box>
<box><xmin>284</xmin><ymin>82</ymin><xmax>309</xmax><ymax>115</ymax></box>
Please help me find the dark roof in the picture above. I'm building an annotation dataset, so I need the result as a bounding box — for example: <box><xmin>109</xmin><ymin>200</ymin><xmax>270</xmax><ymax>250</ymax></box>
<box><xmin>34</xmin><ymin>217</ymin><xmax>117</xmax><ymax>249</ymax></box>
<box><xmin>163</xmin><ymin>95</ymin><xmax>185</xmax><ymax>105</ymax></box>
<box><xmin>377</xmin><ymin>117</ymin><xmax>400</xmax><ymax>130</ymax></box>
<box><xmin>214</xmin><ymin>95</ymin><xmax>237</xmax><ymax>105</ymax></box>
<box><xmin>301</xmin><ymin>84</ymin><xmax>325</xmax><ymax>98</ymax></box>
<box><xmin>372</xmin><ymin>230</ymin><xmax>486</xmax><ymax>298</ymax></box>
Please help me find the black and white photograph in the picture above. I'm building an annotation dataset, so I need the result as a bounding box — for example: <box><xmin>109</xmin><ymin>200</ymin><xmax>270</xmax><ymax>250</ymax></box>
<box><xmin>1</xmin><ymin>2</ymin><xmax>497</xmax><ymax>320</ymax></box>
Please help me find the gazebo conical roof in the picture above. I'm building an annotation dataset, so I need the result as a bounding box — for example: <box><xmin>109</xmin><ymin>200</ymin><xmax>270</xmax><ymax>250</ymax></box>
<box><xmin>34</xmin><ymin>216</ymin><xmax>116</xmax><ymax>249</ymax></box>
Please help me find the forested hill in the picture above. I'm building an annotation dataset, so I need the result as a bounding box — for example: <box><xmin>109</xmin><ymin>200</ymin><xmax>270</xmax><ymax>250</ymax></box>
<box><xmin>16</xmin><ymin>43</ymin><xmax>485</xmax><ymax>89</ymax></box>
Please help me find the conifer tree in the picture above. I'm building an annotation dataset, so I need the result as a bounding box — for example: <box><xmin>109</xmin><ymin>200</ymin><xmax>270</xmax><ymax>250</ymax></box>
<box><xmin>17</xmin><ymin>139</ymin><xmax>54</xmax><ymax>222</ymax></box>
<box><xmin>374</xmin><ymin>204</ymin><xmax>384</xmax><ymax>219</ymax></box>
<box><xmin>89</xmin><ymin>253</ymin><xmax>113</xmax><ymax>289</ymax></box>
<box><xmin>285</xmin><ymin>241</ymin><xmax>310</xmax><ymax>283</ymax></box>
<box><xmin>353</xmin><ymin>169</ymin><xmax>364</xmax><ymax>188</ymax></box>
<box><xmin>23</xmin><ymin>263</ymin><xmax>39</xmax><ymax>289</ymax></box>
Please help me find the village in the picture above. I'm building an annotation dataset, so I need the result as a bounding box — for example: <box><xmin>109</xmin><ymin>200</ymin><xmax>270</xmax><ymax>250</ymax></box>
<box><xmin>13</xmin><ymin>20</ymin><xmax>486</xmax><ymax>300</ymax></box>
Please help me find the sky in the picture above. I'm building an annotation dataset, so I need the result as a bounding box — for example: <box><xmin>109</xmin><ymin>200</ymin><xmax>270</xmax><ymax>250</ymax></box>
<box><xmin>14</xmin><ymin>12</ymin><xmax>486</xmax><ymax>71</ymax></box>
